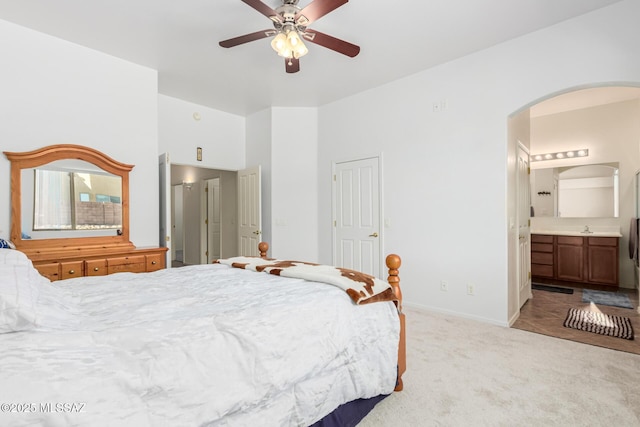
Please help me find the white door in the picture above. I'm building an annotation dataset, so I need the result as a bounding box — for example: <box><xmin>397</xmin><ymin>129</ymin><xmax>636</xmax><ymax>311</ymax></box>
<box><xmin>517</xmin><ymin>143</ymin><xmax>532</xmax><ymax>308</ymax></box>
<box><xmin>159</xmin><ymin>153</ymin><xmax>172</xmax><ymax>268</ymax></box>
<box><xmin>333</xmin><ymin>157</ymin><xmax>382</xmax><ymax>277</ymax></box>
<box><xmin>238</xmin><ymin>166</ymin><xmax>261</xmax><ymax>256</ymax></box>
<box><xmin>172</xmin><ymin>185</ymin><xmax>184</xmax><ymax>262</ymax></box>
<box><xmin>207</xmin><ymin>178</ymin><xmax>221</xmax><ymax>262</ymax></box>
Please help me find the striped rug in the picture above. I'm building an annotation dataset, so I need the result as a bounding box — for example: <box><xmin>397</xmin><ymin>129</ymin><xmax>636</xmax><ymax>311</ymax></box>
<box><xmin>563</xmin><ymin>308</ymin><xmax>634</xmax><ymax>340</ymax></box>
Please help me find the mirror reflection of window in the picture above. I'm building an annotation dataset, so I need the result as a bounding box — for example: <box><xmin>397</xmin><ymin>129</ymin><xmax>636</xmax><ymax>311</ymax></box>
<box><xmin>33</xmin><ymin>168</ymin><xmax>122</xmax><ymax>231</ymax></box>
<box><xmin>33</xmin><ymin>169</ymin><xmax>72</xmax><ymax>230</ymax></box>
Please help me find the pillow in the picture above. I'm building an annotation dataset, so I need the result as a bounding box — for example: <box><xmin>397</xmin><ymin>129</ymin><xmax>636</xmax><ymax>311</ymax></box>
<box><xmin>0</xmin><ymin>263</ymin><xmax>47</xmax><ymax>333</ymax></box>
<box><xmin>0</xmin><ymin>248</ymin><xmax>33</xmax><ymax>267</ymax></box>
<box><xmin>0</xmin><ymin>238</ymin><xmax>16</xmax><ymax>250</ymax></box>
<box><xmin>0</xmin><ymin>249</ymin><xmax>78</xmax><ymax>333</ymax></box>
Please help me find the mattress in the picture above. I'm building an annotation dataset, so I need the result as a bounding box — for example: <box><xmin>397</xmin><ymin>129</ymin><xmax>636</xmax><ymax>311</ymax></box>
<box><xmin>0</xmin><ymin>262</ymin><xmax>399</xmax><ymax>426</ymax></box>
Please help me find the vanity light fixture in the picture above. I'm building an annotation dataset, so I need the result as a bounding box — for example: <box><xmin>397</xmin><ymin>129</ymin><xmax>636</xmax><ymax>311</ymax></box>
<box><xmin>531</xmin><ymin>149</ymin><xmax>589</xmax><ymax>162</ymax></box>
<box><xmin>182</xmin><ymin>181</ymin><xmax>193</xmax><ymax>190</ymax></box>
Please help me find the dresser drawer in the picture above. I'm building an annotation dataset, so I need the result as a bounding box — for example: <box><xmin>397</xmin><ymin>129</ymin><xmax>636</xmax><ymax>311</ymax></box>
<box><xmin>145</xmin><ymin>254</ymin><xmax>164</xmax><ymax>272</ymax></box>
<box><xmin>107</xmin><ymin>255</ymin><xmax>146</xmax><ymax>274</ymax></box>
<box><xmin>60</xmin><ymin>261</ymin><xmax>84</xmax><ymax>280</ymax></box>
<box><xmin>85</xmin><ymin>259</ymin><xmax>108</xmax><ymax>276</ymax></box>
<box><xmin>35</xmin><ymin>263</ymin><xmax>61</xmax><ymax>281</ymax></box>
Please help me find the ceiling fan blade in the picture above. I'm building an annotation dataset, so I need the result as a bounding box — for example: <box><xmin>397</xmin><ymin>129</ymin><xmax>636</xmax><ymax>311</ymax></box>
<box><xmin>285</xmin><ymin>57</ymin><xmax>300</xmax><ymax>73</ymax></box>
<box><xmin>241</xmin><ymin>0</ymin><xmax>282</xmax><ymax>23</ymax></box>
<box><xmin>219</xmin><ymin>30</ymin><xmax>275</xmax><ymax>48</ymax></box>
<box><xmin>302</xmin><ymin>30</ymin><xmax>360</xmax><ymax>57</ymax></box>
<box><xmin>295</xmin><ymin>0</ymin><xmax>348</xmax><ymax>26</ymax></box>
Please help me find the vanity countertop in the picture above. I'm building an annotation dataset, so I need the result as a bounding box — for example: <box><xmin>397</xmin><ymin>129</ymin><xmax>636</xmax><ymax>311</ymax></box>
<box><xmin>531</xmin><ymin>230</ymin><xmax>622</xmax><ymax>238</ymax></box>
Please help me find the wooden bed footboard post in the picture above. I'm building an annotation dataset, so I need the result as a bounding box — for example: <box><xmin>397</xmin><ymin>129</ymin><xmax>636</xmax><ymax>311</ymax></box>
<box><xmin>258</xmin><ymin>242</ymin><xmax>269</xmax><ymax>258</ymax></box>
<box><xmin>386</xmin><ymin>254</ymin><xmax>406</xmax><ymax>392</ymax></box>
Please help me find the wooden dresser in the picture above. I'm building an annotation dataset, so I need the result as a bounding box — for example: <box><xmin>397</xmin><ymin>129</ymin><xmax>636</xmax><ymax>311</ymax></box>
<box><xmin>29</xmin><ymin>246</ymin><xmax>168</xmax><ymax>282</ymax></box>
<box><xmin>4</xmin><ymin>145</ymin><xmax>168</xmax><ymax>283</ymax></box>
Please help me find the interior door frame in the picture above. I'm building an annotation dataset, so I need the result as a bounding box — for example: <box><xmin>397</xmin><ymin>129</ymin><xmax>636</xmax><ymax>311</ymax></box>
<box><xmin>331</xmin><ymin>153</ymin><xmax>385</xmax><ymax>279</ymax></box>
<box><xmin>159</xmin><ymin>153</ymin><xmax>172</xmax><ymax>268</ymax></box>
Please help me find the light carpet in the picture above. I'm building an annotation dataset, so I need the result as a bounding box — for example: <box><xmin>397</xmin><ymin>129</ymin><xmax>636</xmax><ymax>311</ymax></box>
<box><xmin>360</xmin><ymin>307</ymin><xmax>640</xmax><ymax>426</ymax></box>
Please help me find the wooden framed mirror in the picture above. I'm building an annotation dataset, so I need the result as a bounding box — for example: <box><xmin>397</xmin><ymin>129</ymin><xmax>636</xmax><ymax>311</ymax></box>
<box><xmin>3</xmin><ymin>144</ymin><xmax>135</xmax><ymax>259</ymax></box>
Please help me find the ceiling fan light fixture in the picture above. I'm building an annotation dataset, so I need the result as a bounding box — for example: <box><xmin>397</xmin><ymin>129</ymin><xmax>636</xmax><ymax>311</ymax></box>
<box><xmin>270</xmin><ymin>32</ymin><xmax>287</xmax><ymax>53</ymax></box>
<box><xmin>271</xmin><ymin>29</ymin><xmax>308</xmax><ymax>59</ymax></box>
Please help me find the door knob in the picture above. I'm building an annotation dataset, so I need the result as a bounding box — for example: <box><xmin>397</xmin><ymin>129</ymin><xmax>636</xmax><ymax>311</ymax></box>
<box><xmin>253</xmin><ymin>230</ymin><xmax>262</xmax><ymax>235</ymax></box>
<box><xmin>369</xmin><ymin>232</ymin><xmax>379</xmax><ymax>238</ymax></box>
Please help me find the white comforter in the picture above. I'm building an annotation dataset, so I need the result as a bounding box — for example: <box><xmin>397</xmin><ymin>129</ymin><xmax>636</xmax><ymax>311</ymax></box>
<box><xmin>0</xmin><ymin>264</ymin><xmax>399</xmax><ymax>427</ymax></box>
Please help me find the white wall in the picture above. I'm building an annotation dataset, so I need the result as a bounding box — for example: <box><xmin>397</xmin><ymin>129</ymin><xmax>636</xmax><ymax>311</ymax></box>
<box><xmin>317</xmin><ymin>0</ymin><xmax>640</xmax><ymax>325</ymax></box>
<box><xmin>0</xmin><ymin>19</ymin><xmax>159</xmax><ymax>247</ymax></box>
<box><xmin>158</xmin><ymin>95</ymin><xmax>245</xmax><ymax>170</ymax></box>
<box><xmin>271</xmin><ymin>108</ymin><xmax>319</xmax><ymax>261</ymax></box>
<box><xmin>245</xmin><ymin>108</ymin><xmax>319</xmax><ymax>260</ymax></box>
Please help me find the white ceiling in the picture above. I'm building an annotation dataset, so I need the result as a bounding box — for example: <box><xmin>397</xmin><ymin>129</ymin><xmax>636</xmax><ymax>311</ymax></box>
<box><xmin>0</xmin><ymin>0</ymin><xmax>624</xmax><ymax>116</ymax></box>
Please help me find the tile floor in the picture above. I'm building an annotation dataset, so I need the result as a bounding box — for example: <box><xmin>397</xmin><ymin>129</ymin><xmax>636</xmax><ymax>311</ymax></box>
<box><xmin>512</xmin><ymin>282</ymin><xmax>640</xmax><ymax>355</ymax></box>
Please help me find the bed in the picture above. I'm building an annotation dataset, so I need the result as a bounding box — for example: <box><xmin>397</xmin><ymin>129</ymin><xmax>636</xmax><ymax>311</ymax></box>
<box><xmin>0</xmin><ymin>242</ymin><xmax>405</xmax><ymax>426</ymax></box>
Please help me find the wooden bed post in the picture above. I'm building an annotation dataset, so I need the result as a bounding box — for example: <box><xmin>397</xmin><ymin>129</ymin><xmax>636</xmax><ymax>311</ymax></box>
<box><xmin>258</xmin><ymin>242</ymin><xmax>269</xmax><ymax>258</ymax></box>
<box><xmin>386</xmin><ymin>254</ymin><xmax>406</xmax><ymax>392</ymax></box>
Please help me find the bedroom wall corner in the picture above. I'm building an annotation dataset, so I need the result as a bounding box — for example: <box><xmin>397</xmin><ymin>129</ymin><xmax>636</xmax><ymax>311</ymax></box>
<box><xmin>271</xmin><ymin>107</ymin><xmax>319</xmax><ymax>261</ymax></box>
<box><xmin>158</xmin><ymin>95</ymin><xmax>246</xmax><ymax>171</ymax></box>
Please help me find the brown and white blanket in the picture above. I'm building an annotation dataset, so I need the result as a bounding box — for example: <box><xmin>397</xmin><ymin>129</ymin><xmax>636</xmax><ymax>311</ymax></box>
<box><xmin>215</xmin><ymin>257</ymin><xmax>397</xmax><ymax>305</ymax></box>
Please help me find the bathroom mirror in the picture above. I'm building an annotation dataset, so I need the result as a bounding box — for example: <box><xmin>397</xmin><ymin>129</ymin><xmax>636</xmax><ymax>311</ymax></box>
<box><xmin>531</xmin><ymin>162</ymin><xmax>619</xmax><ymax>218</ymax></box>
<box><xmin>4</xmin><ymin>144</ymin><xmax>134</xmax><ymax>250</ymax></box>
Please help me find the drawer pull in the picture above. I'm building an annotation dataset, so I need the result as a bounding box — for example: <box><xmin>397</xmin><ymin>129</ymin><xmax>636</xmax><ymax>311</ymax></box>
<box><xmin>69</xmin><ymin>270</ymin><xmax>75</xmax><ymax>274</ymax></box>
<box><xmin>151</xmin><ymin>261</ymin><xmax>157</xmax><ymax>265</ymax></box>
<box><xmin>94</xmin><ymin>267</ymin><xmax>100</xmax><ymax>272</ymax></box>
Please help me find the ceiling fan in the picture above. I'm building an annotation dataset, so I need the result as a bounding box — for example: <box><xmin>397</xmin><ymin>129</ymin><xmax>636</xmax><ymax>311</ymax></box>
<box><xmin>219</xmin><ymin>0</ymin><xmax>360</xmax><ymax>73</ymax></box>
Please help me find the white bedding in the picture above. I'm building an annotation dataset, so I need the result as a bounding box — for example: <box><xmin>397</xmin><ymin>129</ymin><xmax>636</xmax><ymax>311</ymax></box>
<box><xmin>0</xmin><ymin>262</ymin><xmax>399</xmax><ymax>427</ymax></box>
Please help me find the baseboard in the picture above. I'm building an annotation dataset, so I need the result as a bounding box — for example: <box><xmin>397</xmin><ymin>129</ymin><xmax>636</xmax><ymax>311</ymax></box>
<box><xmin>403</xmin><ymin>302</ymin><xmax>511</xmax><ymax>327</ymax></box>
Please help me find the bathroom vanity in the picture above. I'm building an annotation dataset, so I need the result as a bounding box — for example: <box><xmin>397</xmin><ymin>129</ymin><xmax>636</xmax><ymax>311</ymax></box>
<box><xmin>531</xmin><ymin>231</ymin><xmax>620</xmax><ymax>287</ymax></box>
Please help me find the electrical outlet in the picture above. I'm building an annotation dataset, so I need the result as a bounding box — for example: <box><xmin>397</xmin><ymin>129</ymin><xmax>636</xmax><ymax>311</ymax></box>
<box><xmin>440</xmin><ymin>281</ymin><xmax>448</xmax><ymax>292</ymax></box>
<box><xmin>467</xmin><ymin>283</ymin><xmax>475</xmax><ymax>296</ymax></box>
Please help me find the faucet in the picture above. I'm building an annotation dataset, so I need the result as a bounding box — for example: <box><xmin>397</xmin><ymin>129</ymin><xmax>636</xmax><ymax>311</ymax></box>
<box><xmin>583</xmin><ymin>225</ymin><xmax>593</xmax><ymax>234</ymax></box>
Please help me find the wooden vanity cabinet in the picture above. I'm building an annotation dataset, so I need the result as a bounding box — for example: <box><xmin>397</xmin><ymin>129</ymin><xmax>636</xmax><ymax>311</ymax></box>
<box><xmin>531</xmin><ymin>234</ymin><xmax>619</xmax><ymax>287</ymax></box>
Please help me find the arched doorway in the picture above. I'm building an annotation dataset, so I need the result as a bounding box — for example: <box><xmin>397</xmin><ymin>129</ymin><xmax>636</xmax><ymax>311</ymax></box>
<box><xmin>509</xmin><ymin>83</ymin><xmax>640</xmax><ymax>351</ymax></box>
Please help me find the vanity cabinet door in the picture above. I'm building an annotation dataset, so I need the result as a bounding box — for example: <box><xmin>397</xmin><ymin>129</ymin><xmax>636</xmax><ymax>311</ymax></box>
<box><xmin>587</xmin><ymin>237</ymin><xmax>618</xmax><ymax>286</ymax></box>
<box><xmin>556</xmin><ymin>236</ymin><xmax>584</xmax><ymax>282</ymax></box>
